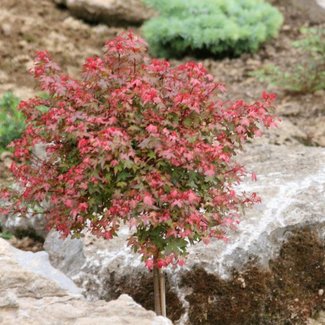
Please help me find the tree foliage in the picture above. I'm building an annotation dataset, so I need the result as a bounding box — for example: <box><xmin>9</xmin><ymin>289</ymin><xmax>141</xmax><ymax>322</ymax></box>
<box><xmin>0</xmin><ymin>32</ymin><xmax>277</xmax><ymax>269</ymax></box>
<box><xmin>142</xmin><ymin>0</ymin><xmax>283</xmax><ymax>59</ymax></box>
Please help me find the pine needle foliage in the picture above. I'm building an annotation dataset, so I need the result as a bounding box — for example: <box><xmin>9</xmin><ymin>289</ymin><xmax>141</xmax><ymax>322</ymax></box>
<box><xmin>142</xmin><ymin>0</ymin><xmax>283</xmax><ymax>59</ymax></box>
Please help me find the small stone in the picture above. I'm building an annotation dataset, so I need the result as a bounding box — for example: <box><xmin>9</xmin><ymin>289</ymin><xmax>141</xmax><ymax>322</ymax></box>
<box><xmin>237</xmin><ymin>276</ymin><xmax>246</xmax><ymax>289</ymax></box>
<box><xmin>93</xmin><ymin>24</ymin><xmax>110</xmax><ymax>34</ymax></box>
<box><xmin>314</xmin><ymin>90</ymin><xmax>325</xmax><ymax>97</ymax></box>
<box><xmin>62</xmin><ymin>16</ymin><xmax>88</xmax><ymax>30</ymax></box>
<box><xmin>246</xmin><ymin>59</ymin><xmax>261</xmax><ymax>68</ymax></box>
<box><xmin>3</xmin><ymin>157</ymin><xmax>13</xmax><ymax>169</ymax></box>
<box><xmin>0</xmin><ymin>70</ymin><xmax>8</xmax><ymax>83</ymax></box>
<box><xmin>318</xmin><ymin>289</ymin><xmax>324</xmax><ymax>296</ymax></box>
<box><xmin>0</xmin><ymin>151</ymin><xmax>12</xmax><ymax>161</ymax></box>
<box><xmin>18</xmin><ymin>40</ymin><xmax>29</xmax><ymax>49</ymax></box>
<box><xmin>1</xmin><ymin>23</ymin><xmax>12</xmax><ymax>36</ymax></box>
<box><xmin>282</xmin><ymin>25</ymin><xmax>291</xmax><ymax>31</ymax></box>
<box><xmin>265</xmin><ymin>45</ymin><xmax>276</xmax><ymax>57</ymax></box>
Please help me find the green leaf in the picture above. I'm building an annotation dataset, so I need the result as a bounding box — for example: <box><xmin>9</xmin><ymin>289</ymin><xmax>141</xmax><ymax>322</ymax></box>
<box><xmin>183</xmin><ymin>117</ymin><xmax>192</xmax><ymax>128</ymax></box>
<box><xmin>117</xmin><ymin>181</ymin><xmax>127</xmax><ymax>188</ymax></box>
<box><xmin>0</xmin><ymin>231</ymin><xmax>14</xmax><ymax>240</ymax></box>
<box><xmin>147</xmin><ymin>150</ymin><xmax>156</xmax><ymax>160</ymax></box>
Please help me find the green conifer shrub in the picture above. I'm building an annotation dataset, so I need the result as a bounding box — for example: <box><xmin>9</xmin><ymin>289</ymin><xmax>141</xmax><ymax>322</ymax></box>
<box><xmin>142</xmin><ymin>0</ymin><xmax>283</xmax><ymax>58</ymax></box>
<box><xmin>0</xmin><ymin>92</ymin><xmax>24</xmax><ymax>150</ymax></box>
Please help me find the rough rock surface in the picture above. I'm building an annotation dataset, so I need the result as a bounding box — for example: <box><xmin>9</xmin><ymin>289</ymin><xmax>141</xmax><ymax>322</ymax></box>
<box><xmin>0</xmin><ymin>238</ymin><xmax>172</xmax><ymax>325</ymax></box>
<box><xmin>254</xmin><ymin>118</ymin><xmax>309</xmax><ymax>147</ymax></box>
<box><xmin>0</xmin><ymin>237</ymin><xmax>81</xmax><ymax>295</ymax></box>
<box><xmin>53</xmin><ymin>0</ymin><xmax>155</xmax><ymax>26</ymax></box>
<box><xmin>0</xmin><ymin>212</ymin><xmax>47</xmax><ymax>239</ymax></box>
<box><xmin>45</xmin><ymin>144</ymin><xmax>325</xmax><ymax>323</ymax></box>
<box><xmin>287</xmin><ymin>0</ymin><xmax>325</xmax><ymax>23</ymax></box>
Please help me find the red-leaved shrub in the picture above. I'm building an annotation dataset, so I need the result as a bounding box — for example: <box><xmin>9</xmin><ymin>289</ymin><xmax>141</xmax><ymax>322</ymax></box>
<box><xmin>0</xmin><ymin>32</ymin><xmax>277</xmax><ymax>269</ymax></box>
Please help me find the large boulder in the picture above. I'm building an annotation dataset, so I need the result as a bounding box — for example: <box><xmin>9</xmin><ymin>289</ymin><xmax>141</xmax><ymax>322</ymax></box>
<box><xmin>53</xmin><ymin>0</ymin><xmax>155</xmax><ymax>26</ymax></box>
<box><xmin>44</xmin><ymin>144</ymin><xmax>325</xmax><ymax>323</ymax></box>
<box><xmin>0</xmin><ymin>238</ymin><xmax>171</xmax><ymax>325</ymax></box>
<box><xmin>0</xmin><ymin>237</ymin><xmax>82</xmax><ymax>295</ymax></box>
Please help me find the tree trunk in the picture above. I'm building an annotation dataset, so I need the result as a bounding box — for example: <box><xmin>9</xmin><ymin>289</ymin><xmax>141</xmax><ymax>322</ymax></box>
<box><xmin>153</xmin><ymin>266</ymin><xmax>166</xmax><ymax>317</ymax></box>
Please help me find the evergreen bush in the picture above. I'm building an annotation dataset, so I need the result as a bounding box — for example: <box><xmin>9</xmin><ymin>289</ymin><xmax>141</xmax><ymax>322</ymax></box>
<box><xmin>142</xmin><ymin>0</ymin><xmax>283</xmax><ymax>58</ymax></box>
<box><xmin>0</xmin><ymin>92</ymin><xmax>24</xmax><ymax>150</ymax></box>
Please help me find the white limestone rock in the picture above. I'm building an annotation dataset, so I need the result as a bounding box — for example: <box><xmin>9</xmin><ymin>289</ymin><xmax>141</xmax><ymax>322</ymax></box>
<box><xmin>0</xmin><ymin>238</ymin><xmax>172</xmax><ymax>325</ymax></box>
<box><xmin>44</xmin><ymin>144</ymin><xmax>325</xmax><ymax>323</ymax></box>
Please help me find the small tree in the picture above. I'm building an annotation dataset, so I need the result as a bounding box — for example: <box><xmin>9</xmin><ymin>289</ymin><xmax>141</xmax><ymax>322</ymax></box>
<box><xmin>0</xmin><ymin>32</ymin><xmax>277</xmax><ymax>317</ymax></box>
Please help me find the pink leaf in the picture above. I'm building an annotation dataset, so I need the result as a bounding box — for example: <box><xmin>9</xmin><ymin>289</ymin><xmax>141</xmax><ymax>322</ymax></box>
<box><xmin>143</xmin><ymin>193</ymin><xmax>154</xmax><ymax>207</ymax></box>
<box><xmin>146</xmin><ymin>124</ymin><xmax>158</xmax><ymax>134</ymax></box>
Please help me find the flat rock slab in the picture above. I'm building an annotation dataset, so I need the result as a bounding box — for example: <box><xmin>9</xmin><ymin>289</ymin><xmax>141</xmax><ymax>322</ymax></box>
<box><xmin>0</xmin><ymin>238</ymin><xmax>171</xmax><ymax>325</ymax></box>
<box><xmin>0</xmin><ymin>294</ymin><xmax>171</xmax><ymax>325</ymax></box>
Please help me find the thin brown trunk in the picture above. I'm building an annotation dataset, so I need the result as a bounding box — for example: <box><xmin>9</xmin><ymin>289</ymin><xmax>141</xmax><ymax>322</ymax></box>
<box><xmin>153</xmin><ymin>266</ymin><xmax>162</xmax><ymax>315</ymax></box>
<box><xmin>153</xmin><ymin>264</ymin><xmax>166</xmax><ymax>317</ymax></box>
<box><xmin>159</xmin><ymin>267</ymin><xmax>166</xmax><ymax>317</ymax></box>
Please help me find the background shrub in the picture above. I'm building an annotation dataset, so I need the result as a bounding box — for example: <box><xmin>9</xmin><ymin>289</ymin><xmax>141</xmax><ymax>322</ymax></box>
<box><xmin>0</xmin><ymin>92</ymin><xmax>24</xmax><ymax>150</ymax></box>
<box><xmin>142</xmin><ymin>0</ymin><xmax>283</xmax><ymax>58</ymax></box>
<box><xmin>0</xmin><ymin>222</ymin><xmax>13</xmax><ymax>240</ymax></box>
<box><xmin>253</xmin><ymin>27</ymin><xmax>325</xmax><ymax>94</ymax></box>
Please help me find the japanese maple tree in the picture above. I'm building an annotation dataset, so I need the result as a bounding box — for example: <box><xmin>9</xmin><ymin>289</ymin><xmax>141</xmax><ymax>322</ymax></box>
<box><xmin>0</xmin><ymin>32</ymin><xmax>277</xmax><ymax>316</ymax></box>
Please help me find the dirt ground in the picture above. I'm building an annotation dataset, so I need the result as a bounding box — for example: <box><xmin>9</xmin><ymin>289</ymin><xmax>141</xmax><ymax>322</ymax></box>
<box><xmin>1</xmin><ymin>0</ymin><xmax>324</xmax><ymax>226</ymax></box>
<box><xmin>0</xmin><ymin>0</ymin><xmax>324</xmax><ymax>147</ymax></box>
